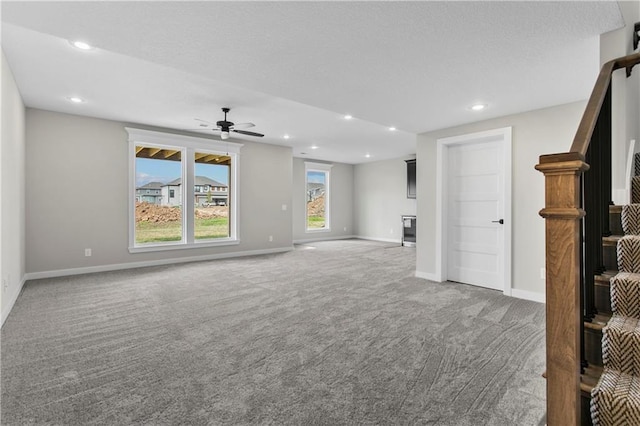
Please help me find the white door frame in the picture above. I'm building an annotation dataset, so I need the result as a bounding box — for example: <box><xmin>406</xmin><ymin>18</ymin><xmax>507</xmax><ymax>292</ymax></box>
<box><xmin>435</xmin><ymin>127</ymin><xmax>512</xmax><ymax>295</ymax></box>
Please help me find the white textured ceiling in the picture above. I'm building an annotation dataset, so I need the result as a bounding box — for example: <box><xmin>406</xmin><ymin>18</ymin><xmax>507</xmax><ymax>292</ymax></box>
<box><xmin>1</xmin><ymin>1</ymin><xmax>624</xmax><ymax>164</ymax></box>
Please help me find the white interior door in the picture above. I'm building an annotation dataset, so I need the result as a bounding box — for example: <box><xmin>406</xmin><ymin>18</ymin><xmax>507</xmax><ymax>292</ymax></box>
<box><xmin>444</xmin><ymin>132</ymin><xmax>509</xmax><ymax>291</ymax></box>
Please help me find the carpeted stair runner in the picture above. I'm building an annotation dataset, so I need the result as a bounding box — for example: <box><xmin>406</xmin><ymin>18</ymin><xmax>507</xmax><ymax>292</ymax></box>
<box><xmin>632</xmin><ymin>176</ymin><xmax>640</xmax><ymax>204</ymax></box>
<box><xmin>602</xmin><ymin>316</ymin><xmax>640</xmax><ymax>375</ymax></box>
<box><xmin>591</xmin><ymin>204</ymin><xmax>640</xmax><ymax>425</ymax></box>
<box><xmin>611</xmin><ymin>273</ymin><xmax>640</xmax><ymax>319</ymax></box>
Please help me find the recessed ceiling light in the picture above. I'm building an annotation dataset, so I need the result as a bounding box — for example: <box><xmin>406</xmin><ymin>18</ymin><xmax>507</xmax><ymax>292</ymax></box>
<box><xmin>344</xmin><ymin>115</ymin><xmax>353</xmax><ymax>120</ymax></box>
<box><xmin>388</xmin><ymin>127</ymin><xmax>396</xmax><ymax>131</ymax></box>
<box><xmin>70</xmin><ymin>40</ymin><xmax>92</xmax><ymax>50</ymax></box>
<box><xmin>284</xmin><ymin>134</ymin><xmax>290</xmax><ymax>139</ymax></box>
<box><xmin>470</xmin><ymin>103</ymin><xmax>487</xmax><ymax>111</ymax></box>
<box><xmin>365</xmin><ymin>154</ymin><xmax>371</xmax><ymax>158</ymax></box>
<box><xmin>67</xmin><ymin>96</ymin><xmax>85</xmax><ymax>103</ymax></box>
<box><xmin>311</xmin><ymin>145</ymin><xmax>318</xmax><ymax>150</ymax></box>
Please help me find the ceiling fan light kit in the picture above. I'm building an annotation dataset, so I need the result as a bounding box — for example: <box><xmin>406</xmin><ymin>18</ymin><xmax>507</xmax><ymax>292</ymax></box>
<box><xmin>197</xmin><ymin>107</ymin><xmax>264</xmax><ymax>140</ymax></box>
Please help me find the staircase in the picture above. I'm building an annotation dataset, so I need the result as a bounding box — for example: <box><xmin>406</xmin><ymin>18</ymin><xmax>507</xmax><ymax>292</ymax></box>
<box><xmin>590</xmin><ymin>200</ymin><xmax>640</xmax><ymax>425</ymax></box>
<box><xmin>536</xmin><ymin>48</ymin><xmax>640</xmax><ymax>425</ymax></box>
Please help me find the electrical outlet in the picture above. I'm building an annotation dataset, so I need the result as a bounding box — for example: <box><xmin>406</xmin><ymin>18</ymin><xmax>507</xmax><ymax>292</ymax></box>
<box><xmin>2</xmin><ymin>277</ymin><xmax>8</xmax><ymax>292</ymax></box>
<box><xmin>540</xmin><ymin>267</ymin><xmax>546</xmax><ymax>280</ymax></box>
<box><xmin>281</xmin><ymin>204</ymin><xmax>287</xmax><ymax>211</ymax></box>
<box><xmin>85</xmin><ymin>248</ymin><xmax>92</xmax><ymax>257</ymax></box>
<box><xmin>343</xmin><ymin>227</ymin><xmax>347</xmax><ymax>232</ymax></box>
<box><xmin>268</xmin><ymin>236</ymin><xmax>273</xmax><ymax>242</ymax></box>
<box><xmin>390</xmin><ymin>228</ymin><xmax>394</xmax><ymax>234</ymax></box>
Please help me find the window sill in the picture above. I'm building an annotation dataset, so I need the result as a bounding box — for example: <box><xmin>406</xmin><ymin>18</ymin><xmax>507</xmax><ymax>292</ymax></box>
<box><xmin>129</xmin><ymin>239</ymin><xmax>240</xmax><ymax>253</ymax></box>
<box><xmin>305</xmin><ymin>228</ymin><xmax>331</xmax><ymax>233</ymax></box>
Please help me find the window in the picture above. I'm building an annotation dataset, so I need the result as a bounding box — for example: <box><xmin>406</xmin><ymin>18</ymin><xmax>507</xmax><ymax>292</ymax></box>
<box><xmin>127</xmin><ymin>128</ymin><xmax>242</xmax><ymax>253</ymax></box>
<box><xmin>194</xmin><ymin>152</ymin><xmax>230</xmax><ymax>240</ymax></box>
<box><xmin>305</xmin><ymin>162</ymin><xmax>332</xmax><ymax>232</ymax></box>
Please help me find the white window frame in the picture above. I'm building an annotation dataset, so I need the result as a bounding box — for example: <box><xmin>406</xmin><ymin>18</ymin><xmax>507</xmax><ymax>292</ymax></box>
<box><xmin>127</xmin><ymin>128</ymin><xmax>242</xmax><ymax>253</ymax></box>
<box><xmin>304</xmin><ymin>161</ymin><xmax>332</xmax><ymax>233</ymax></box>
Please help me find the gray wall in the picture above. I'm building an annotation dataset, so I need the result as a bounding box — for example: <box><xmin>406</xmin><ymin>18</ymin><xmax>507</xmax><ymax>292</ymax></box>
<box><xmin>292</xmin><ymin>157</ymin><xmax>354</xmax><ymax>242</ymax></box>
<box><xmin>353</xmin><ymin>156</ymin><xmax>417</xmax><ymax>242</ymax></box>
<box><xmin>416</xmin><ymin>101</ymin><xmax>586</xmax><ymax>299</ymax></box>
<box><xmin>25</xmin><ymin>109</ymin><xmax>293</xmax><ymax>275</ymax></box>
<box><xmin>1</xmin><ymin>50</ymin><xmax>26</xmax><ymax>324</ymax></box>
<box><xmin>602</xmin><ymin>0</ymin><xmax>640</xmax><ymax>203</ymax></box>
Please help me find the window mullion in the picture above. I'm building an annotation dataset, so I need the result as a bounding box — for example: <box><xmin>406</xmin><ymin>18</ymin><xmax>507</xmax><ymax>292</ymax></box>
<box><xmin>184</xmin><ymin>148</ymin><xmax>195</xmax><ymax>244</ymax></box>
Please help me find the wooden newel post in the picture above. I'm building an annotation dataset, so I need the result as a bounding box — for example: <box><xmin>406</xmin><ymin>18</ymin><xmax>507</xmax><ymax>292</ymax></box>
<box><xmin>535</xmin><ymin>153</ymin><xmax>589</xmax><ymax>426</ymax></box>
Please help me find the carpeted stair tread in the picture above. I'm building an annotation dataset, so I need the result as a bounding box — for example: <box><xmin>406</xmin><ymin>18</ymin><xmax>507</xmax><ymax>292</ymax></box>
<box><xmin>604</xmin><ymin>235</ymin><xmax>623</xmax><ymax>247</ymax></box>
<box><xmin>586</xmin><ymin>314</ymin><xmax>613</xmax><ymax>332</ymax></box>
<box><xmin>618</xmin><ymin>235</ymin><xmax>640</xmax><ymax>274</ymax></box>
<box><xmin>602</xmin><ymin>315</ymin><xmax>640</xmax><ymax>375</ymax></box>
<box><xmin>611</xmin><ymin>272</ymin><xmax>640</xmax><ymax>319</ymax></box>
<box><xmin>622</xmin><ymin>205</ymin><xmax>640</xmax><ymax>235</ymax></box>
<box><xmin>596</xmin><ymin>271</ymin><xmax>617</xmax><ymax>287</ymax></box>
<box><xmin>591</xmin><ymin>368</ymin><xmax>640</xmax><ymax>426</ymax></box>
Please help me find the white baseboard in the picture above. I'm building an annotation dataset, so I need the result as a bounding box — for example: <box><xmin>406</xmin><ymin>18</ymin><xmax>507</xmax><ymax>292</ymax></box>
<box><xmin>415</xmin><ymin>270</ymin><xmax>443</xmax><ymax>282</ymax></box>
<box><xmin>2</xmin><ymin>276</ymin><xmax>26</xmax><ymax>327</ymax></box>
<box><xmin>510</xmin><ymin>288</ymin><xmax>545</xmax><ymax>304</ymax></box>
<box><xmin>355</xmin><ymin>236</ymin><xmax>402</xmax><ymax>244</ymax></box>
<box><xmin>414</xmin><ymin>271</ymin><xmax>545</xmax><ymax>304</ymax></box>
<box><xmin>293</xmin><ymin>235</ymin><xmax>357</xmax><ymax>244</ymax></box>
<box><xmin>24</xmin><ymin>246</ymin><xmax>295</xmax><ymax>281</ymax></box>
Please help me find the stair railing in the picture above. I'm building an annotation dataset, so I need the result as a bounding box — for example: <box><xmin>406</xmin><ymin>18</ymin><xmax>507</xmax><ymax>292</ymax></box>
<box><xmin>535</xmin><ymin>51</ymin><xmax>640</xmax><ymax>426</ymax></box>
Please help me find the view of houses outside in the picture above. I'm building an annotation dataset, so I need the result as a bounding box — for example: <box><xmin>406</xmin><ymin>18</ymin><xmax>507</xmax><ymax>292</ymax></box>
<box><xmin>135</xmin><ymin>153</ymin><xmax>230</xmax><ymax>244</ymax></box>
<box><xmin>135</xmin><ymin>156</ymin><xmax>182</xmax><ymax>243</ymax></box>
<box><xmin>306</xmin><ymin>171</ymin><xmax>326</xmax><ymax>229</ymax></box>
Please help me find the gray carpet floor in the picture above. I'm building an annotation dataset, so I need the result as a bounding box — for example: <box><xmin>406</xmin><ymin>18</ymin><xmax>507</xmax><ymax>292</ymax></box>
<box><xmin>1</xmin><ymin>239</ymin><xmax>546</xmax><ymax>425</ymax></box>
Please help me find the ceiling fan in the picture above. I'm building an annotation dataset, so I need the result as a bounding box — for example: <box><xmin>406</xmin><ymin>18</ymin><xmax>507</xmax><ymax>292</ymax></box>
<box><xmin>195</xmin><ymin>107</ymin><xmax>264</xmax><ymax>140</ymax></box>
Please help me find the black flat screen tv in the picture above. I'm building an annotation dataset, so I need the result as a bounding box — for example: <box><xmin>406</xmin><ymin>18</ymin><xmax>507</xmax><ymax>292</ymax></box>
<box><xmin>406</xmin><ymin>159</ymin><xmax>416</xmax><ymax>199</ymax></box>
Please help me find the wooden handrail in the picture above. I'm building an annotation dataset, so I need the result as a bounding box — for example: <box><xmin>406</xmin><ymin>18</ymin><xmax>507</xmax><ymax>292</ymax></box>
<box><xmin>570</xmin><ymin>52</ymin><xmax>640</xmax><ymax>156</ymax></box>
<box><xmin>539</xmin><ymin>52</ymin><xmax>640</xmax><ymax>164</ymax></box>
<box><xmin>536</xmin><ymin>50</ymin><xmax>640</xmax><ymax>426</ymax></box>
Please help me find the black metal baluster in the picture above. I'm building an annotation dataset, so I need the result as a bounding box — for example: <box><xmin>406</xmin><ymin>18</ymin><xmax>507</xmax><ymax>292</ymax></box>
<box><xmin>580</xmin><ymin>175</ymin><xmax>588</xmax><ymax>373</ymax></box>
<box><xmin>581</xmin><ymin>82</ymin><xmax>613</xmax><ymax>373</ymax></box>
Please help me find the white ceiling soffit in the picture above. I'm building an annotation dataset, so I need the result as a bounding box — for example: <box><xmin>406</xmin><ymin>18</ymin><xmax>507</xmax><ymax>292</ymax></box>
<box><xmin>1</xmin><ymin>1</ymin><xmax>624</xmax><ymax>164</ymax></box>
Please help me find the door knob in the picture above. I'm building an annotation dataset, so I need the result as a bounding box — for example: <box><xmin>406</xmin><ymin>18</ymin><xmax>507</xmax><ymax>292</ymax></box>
<box><xmin>492</xmin><ymin>219</ymin><xmax>504</xmax><ymax>224</ymax></box>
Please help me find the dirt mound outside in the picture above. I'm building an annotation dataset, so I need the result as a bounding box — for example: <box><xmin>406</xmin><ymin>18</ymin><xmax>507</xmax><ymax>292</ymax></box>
<box><xmin>195</xmin><ymin>207</ymin><xmax>228</xmax><ymax>219</ymax></box>
<box><xmin>136</xmin><ymin>202</ymin><xmax>228</xmax><ymax>223</ymax></box>
<box><xmin>307</xmin><ymin>195</ymin><xmax>325</xmax><ymax>216</ymax></box>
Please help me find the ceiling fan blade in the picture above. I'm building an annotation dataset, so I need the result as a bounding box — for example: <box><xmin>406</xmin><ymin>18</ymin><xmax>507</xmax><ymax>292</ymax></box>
<box><xmin>232</xmin><ymin>122</ymin><xmax>255</xmax><ymax>130</ymax></box>
<box><xmin>233</xmin><ymin>129</ymin><xmax>264</xmax><ymax>137</ymax></box>
<box><xmin>195</xmin><ymin>118</ymin><xmax>216</xmax><ymax>126</ymax></box>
